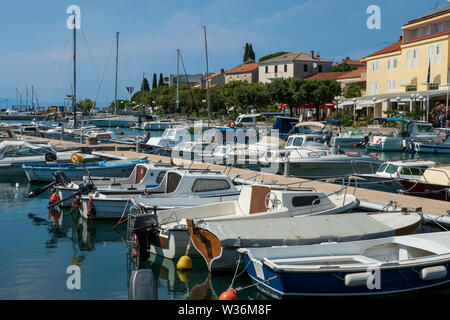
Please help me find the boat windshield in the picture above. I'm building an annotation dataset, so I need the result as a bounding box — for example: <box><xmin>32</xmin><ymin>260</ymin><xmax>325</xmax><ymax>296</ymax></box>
<box><xmin>385</xmin><ymin>164</ymin><xmax>398</xmax><ymax>174</ymax></box>
<box><xmin>377</xmin><ymin>163</ymin><xmax>388</xmax><ymax>173</ymax></box>
<box><xmin>401</xmin><ymin>166</ymin><xmax>429</xmax><ymax>176</ymax></box>
<box><xmin>416</xmin><ymin>124</ymin><xmax>436</xmax><ymax>133</ymax></box>
<box><xmin>1</xmin><ymin>145</ymin><xmax>50</xmax><ymax>157</ymax></box>
<box><xmin>291</xmin><ymin>137</ymin><xmax>304</xmax><ymax>147</ymax></box>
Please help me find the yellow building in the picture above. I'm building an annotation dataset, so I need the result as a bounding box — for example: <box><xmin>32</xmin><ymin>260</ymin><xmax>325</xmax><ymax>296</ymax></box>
<box><xmin>357</xmin><ymin>4</ymin><xmax>450</xmax><ymax>120</ymax></box>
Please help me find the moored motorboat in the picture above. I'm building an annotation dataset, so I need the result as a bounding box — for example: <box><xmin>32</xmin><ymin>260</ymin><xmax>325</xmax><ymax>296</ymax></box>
<box><xmin>22</xmin><ymin>159</ymin><xmax>148</xmax><ymax>182</ymax></box>
<box><xmin>238</xmin><ymin>231</ymin><xmax>450</xmax><ymax>298</ymax></box>
<box><xmin>398</xmin><ymin>166</ymin><xmax>450</xmax><ymax>201</ymax></box>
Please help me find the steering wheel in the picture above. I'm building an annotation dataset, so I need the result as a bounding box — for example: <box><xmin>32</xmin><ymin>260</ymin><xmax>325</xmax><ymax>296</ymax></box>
<box><xmin>264</xmin><ymin>191</ymin><xmax>280</xmax><ymax>211</ymax></box>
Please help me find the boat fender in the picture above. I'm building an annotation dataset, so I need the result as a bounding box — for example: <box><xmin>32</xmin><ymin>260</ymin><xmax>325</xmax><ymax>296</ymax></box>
<box><xmin>128</xmin><ymin>269</ymin><xmax>157</xmax><ymax>300</ymax></box>
<box><xmin>219</xmin><ymin>288</ymin><xmax>238</xmax><ymax>300</ymax></box>
<box><xmin>344</xmin><ymin>272</ymin><xmax>372</xmax><ymax>287</ymax></box>
<box><xmin>419</xmin><ymin>266</ymin><xmax>447</xmax><ymax>281</ymax></box>
<box><xmin>177</xmin><ymin>254</ymin><xmax>193</xmax><ymax>271</ymax></box>
<box><xmin>71</xmin><ymin>153</ymin><xmax>85</xmax><ymax>164</ymax></box>
<box><xmin>49</xmin><ymin>191</ymin><xmax>61</xmax><ymax>205</ymax></box>
<box><xmin>345</xmin><ymin>152</ymin><xmax>359</xmax><ymax>156</ymax></box>
<box><xmin>87</xmin><ymin>196</ymin><xmax>96</xmax><ymax>217</ymax></box>
<box><xmin>227</xmin><ymin>120</ymin><xmax>236</xmax><ymax>128</ymax></box>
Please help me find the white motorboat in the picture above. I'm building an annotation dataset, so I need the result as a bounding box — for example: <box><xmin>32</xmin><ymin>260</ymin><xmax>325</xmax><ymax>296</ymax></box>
<box><xmin>0</xmin><ymin>140</ymin><xmax>101</xmax><ymax>175</ymax></box>
<box><xmin>367</xmin><ymin>118</ymin><xmax>442</xmax><ymax>152</ymax></box>
<box><xmin>56</xmin><ymin>162</ymin><xmax>172</xmax><ymax>206</ymax></box>
<box><xmin>146</xmin><ymin>128</ymin><xmax>190</xmax><ymax>148</ymax></box>
<box><xmin>331</xmin><ymin>129</ymin><xmax>369</xmax><ymax>148</ymax></box>
<box><xmin>88</xmin><ymin>115</ymin><xmax>137</xmax><ymax>128</ymax></box>
<box><xmin>136</xmin><ymin>184</ymin><xmax>359</xmax><ymax>261</ymax></box>
<box><xmin>239</xmin><ymin>231</ymin><xmax>450</xmax><ymax>298</ymax></box>
<box><xmin>78</xmin><ymin>169</ymin><xmax>241</xmax><ymax>219</ymax></box>
<box><xmin>259</xmin><ymin>139</ymin><xmax>381</xmax><ymax>178</ymax></box>
<box><xmin>410</xmin><ymin>129</ymin><xmax>450</xmax><ymax>154</ymax></box>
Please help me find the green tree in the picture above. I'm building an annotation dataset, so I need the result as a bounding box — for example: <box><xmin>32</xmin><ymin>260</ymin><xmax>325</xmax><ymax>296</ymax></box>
<box><xmin>344</xmin><ymin>85</ymin><xmax>361</xmax><ymax>98</ymax></box>
<box><xmin>76</xmin><ymin>98</ymin><xmax>95</xmax><ymax>111</ymax></box>
<box><xmin>152</xmin><ymin>73</ymin><xmax>158</xmax><ymax>90</ymax></box>
<box><xmin>243</xmin><ymin>43</ymin><xmax>250</xmax><ymax>62</ymax></box>
<box><xmin>332</xmin><ymin>62</ymin><xmax>357</xmax><ymax>72</ymax></box>
<box><xmin>249</xmin><ymin>44</ymin><xmax>255</xmax><ymax>61</ymax></box>
<box><xmin>158</xmin><ymin>73</ymin><xmax>164</xmax><ymax>87</ymax></box>
<box><xmin>141</xmin><ymin>78</ymin><xmax>150</xmax><ymax>92</ymax></box>
<box><xmin>259</xmin><ymin>52</ymin><xmax>289</xmax><ymax>62</ymax></box>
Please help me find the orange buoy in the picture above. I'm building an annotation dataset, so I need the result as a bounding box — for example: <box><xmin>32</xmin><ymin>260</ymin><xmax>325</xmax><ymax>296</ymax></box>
<box><xmin>219</xmin><ymin>288</ymin><xmax>238</xmax><ymax>300</ymax></box>
<box><xmin>49</xmin><ymin>191</ymin><xmax>61</xmax><ymax>204</ymax></box>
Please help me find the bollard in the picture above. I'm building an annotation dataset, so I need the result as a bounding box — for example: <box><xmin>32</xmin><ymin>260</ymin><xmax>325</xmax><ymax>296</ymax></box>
<box><xmin>283</xmin><ymin>151</ymin><xmax>290</xmax><ymax>177</ymax></box>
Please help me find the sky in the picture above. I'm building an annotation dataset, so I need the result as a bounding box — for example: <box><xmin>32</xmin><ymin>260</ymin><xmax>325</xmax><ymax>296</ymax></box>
<box><xmin>0</xmin><ymin>0</ymin><xmax>446</xmax><ymax>107</ymax></box>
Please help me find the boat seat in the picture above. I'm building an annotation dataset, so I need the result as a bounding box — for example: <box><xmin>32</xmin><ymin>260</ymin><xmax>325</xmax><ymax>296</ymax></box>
<box><xmin>135</xmin><ymin>165</ymin><xmax>148</xmax><ymax>184</ymax></box>
<box><xmin>238</xmin><ymin>185</ymin><xmax>271</xmax><ymax>215</ymax></box>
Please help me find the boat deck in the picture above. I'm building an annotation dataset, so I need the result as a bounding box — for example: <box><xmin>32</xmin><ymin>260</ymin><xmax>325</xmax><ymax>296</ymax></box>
<box><xmin>19</xmin><ymin>134</ymin><xmax>450</xmax><ymax>217</ymax></box>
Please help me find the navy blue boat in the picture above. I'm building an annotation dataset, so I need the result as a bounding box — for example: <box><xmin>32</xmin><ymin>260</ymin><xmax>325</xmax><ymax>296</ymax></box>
<box><xmin>238</xmin><ymin>232</ymin><xmax>450</xmax><ymax>299</ymax></box>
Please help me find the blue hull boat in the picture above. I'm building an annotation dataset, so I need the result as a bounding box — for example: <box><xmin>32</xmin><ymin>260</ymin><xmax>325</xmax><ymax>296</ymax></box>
<box><xmin>238</xmin><ymin>232</ymin><xmax>450</xmax><ymax>299</ymax></box>
<box><xmin>22</xmin><ymin>159</ymin><xmax>148</xmax><ymax>182</ymax></box>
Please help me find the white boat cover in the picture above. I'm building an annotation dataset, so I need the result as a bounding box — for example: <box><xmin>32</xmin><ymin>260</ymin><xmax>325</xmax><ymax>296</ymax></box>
<box><xmin>419</xmin><ymin>166</ymin><xmax>450</xmax><ymax>186</ymax></box>
<box><xmin>197</xmin><ymin>212</ymin><xmax>421</xmax><ymax>247</ymax></box>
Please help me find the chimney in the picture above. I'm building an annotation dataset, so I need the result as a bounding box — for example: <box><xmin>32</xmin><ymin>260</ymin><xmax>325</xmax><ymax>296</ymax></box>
<box><xmin>310</xmin><ymin>50</ymin><xmax>314</xmax><ymax>58</ymax></box>
<box><xmin>221</xmin><ymin>68</ymin><xmax>224</xmax><ymax>73</ymax></box>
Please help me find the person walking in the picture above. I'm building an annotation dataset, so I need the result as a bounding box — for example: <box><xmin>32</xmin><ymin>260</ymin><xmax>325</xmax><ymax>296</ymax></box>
<box><xmin>439</xmin><ymin>113</ymin><xmax>445</xmax><ymax>128</ymax></box>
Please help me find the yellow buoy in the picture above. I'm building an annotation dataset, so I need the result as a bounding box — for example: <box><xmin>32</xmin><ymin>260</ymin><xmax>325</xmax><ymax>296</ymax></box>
<box><xmin>177</xmin><ymin>270</ymin><xmax>192</xmax><ymax>283</ymax></box>
<box><xmin>176</xmin><ymin>254</ymin><xmax>192</xmax><ymax>271</ymax></box>
<box><xmin>116</xmin><ymin>126</ymin><xmax>120</xmax><ymax>130</ymax></box>
<box><xmin>70</xmin><ymin>153</ymin><xmax>85</xmax><ymax>164</ymax></box>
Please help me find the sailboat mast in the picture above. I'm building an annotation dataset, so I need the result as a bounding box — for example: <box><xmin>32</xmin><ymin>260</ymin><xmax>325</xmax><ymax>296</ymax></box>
<box><xmin>203</xmin><ymin>26</ymin><xmax>211</xmax><ymax>127</ymax></box>
<box><xmin>73</xmin><ymin>14</ymin><xmax>77</xmax><ymax>129</ymax></box>
<box><xmin>114</xmin><ymin>32</ymin><xmax>119</xmax><ymax>117</ymax></box>
<box><xmin>176</xmin><ymin>49</ymin><xmax>180</xmax><ymax>111</ymax></box>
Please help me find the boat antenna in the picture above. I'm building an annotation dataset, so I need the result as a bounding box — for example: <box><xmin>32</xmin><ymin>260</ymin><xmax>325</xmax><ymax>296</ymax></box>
<box><xmin>179</xmin><ymin>50</ymin><xmax>197</xmax><ymax>116</ymax></box>
<box><xmin>114</xmin><ymin>31</ymin><xmax>119</xmax><ymax>117</ymax></box>
<box><xmin>202</xmin><ymin>26</ymin><xmax>211</xmax><ymax>128</ymax></box>
<box><xmin>72</xmin><ymin>12</ymin><xmax>77</xmax><ymax>129</ymax></box>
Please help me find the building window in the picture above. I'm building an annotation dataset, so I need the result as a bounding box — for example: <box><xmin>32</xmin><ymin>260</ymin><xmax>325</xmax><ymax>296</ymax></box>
<box><xmin>284</xmin><ymin>64</ymin><xmax>287</xmax><ymax>72</ymax></box>
<box><xmin>387</xmin><ymin>80</ymin><xmax>391</xmax><ymax>91</ymax></box>
<box><xmin>392</xmin><ymin>80</ymin><xmax>397</xmax><ymax>90</ymax></box>
<box><xmin>375</xmin><ymin>61</ymin><xmax>379</xmax><ymax>71</ymax></box>
<box><xmin>265</xmin><ymin>66</ymin><xmax>268</xmax><ymax>73</ymax></box>
<box><xmin>387</xmin><ymin>59</ymin><xmax>391</xmax><ymax>70</ymax></box>
<box><xmin>375</xmin><ymin>82</ymin><xmax>379</xmax><ymax>94</ymax></box>
<box><xmin>406</xmin><ymin>50</ymin><xmax>411</xmax><ymax>68</ymax></box>
<box><xmin>413</xmin><ymin>49</ymin><xmax>418</xmax><ymax>67</ymax></box>
<box><xmin>274</xmin><ymin>65</ymin><xmax>278</xmax><ymax>73</ymax></box>
<box><xmin>436</xmin><ymin>45</ymin><xmax>441</xmax><ymax>64</ymax></box>
<box><xmin>428</xmin><ymin>83</ymin><xmax>439</xmax><ymax>90</ymax></box>
<box><xmin>303</xmin><ymin>64</ymin><xmax>308</xmax><ymax>72</ymax></box>
<box><xmin>370</xmin><ymin>82</ymin><xmax>374</xmax><ymax>95</ymax></box>
<box><xmin>393</xmin><ymin>58</ymin><xmax>397</xmax><ymax>69</ymax></box>
<box><xmin>318</xmin><ymin>65</ymin><xmax>322</xmax><ymax>72</ymax></box>
<box><xmin>371</xmin><ymin>62</ymin><xmax>374</xmax><ymax>72</ymax></box>
<box><xmin>406</xmin><ymin>85</ymin><xmax>417</xmax><ymax>92</ymax></box>
<box><xmin>429</xmin><ymin>46</ymin><xmax>434</xmax><ymax>64</ymax></box>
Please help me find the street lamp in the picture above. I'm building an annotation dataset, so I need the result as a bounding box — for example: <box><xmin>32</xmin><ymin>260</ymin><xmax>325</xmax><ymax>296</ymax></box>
<box><xmin>352</xmin><ymin>98</ymin><xmax>357</xmax><ymax>119</ymax></box>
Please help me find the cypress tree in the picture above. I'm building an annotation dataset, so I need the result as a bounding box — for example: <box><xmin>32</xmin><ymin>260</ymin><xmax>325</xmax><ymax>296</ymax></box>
<box><xmin>141</xmin><ymin>77</ymin><xmax>150</xmax><ymax>92</ymax></box>
<box><xmin>249</xmin><ymin>44</ymin><xmax>255</xmax><ymax>61</ymax></box>
<box><xmin>152</xmin><ymin>73</ymin><xmax>158</xmax><ymax>89</ymax></box>
<box><xmin>158</xmin><ymin>73</ymin><xmax>164</xmax><ymax>87</ymax></box>
<box><xmin>243</xmin><ymin>43</ymin><xmax>249</xmax><ymax>62</ymax></box>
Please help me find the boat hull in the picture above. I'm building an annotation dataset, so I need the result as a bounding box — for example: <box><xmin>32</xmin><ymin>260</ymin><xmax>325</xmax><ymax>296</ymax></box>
<box><xmin>242</xmin><ymin>255</ymin><xmax>450</xmax><ymax>298</ymax></box>
<box><xmin>399</xmin><ymin>180</ymin><xmax>449</xmax><ymax>201</ymax></box>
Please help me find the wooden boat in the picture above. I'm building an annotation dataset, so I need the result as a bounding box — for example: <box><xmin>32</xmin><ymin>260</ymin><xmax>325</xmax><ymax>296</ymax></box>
<box><xmin>398</xmin><ymin>166</ymin><xmax>450</xmax><ymax>201</ymax></box>
<box><xmin>22</xmin><ymin>159</ymin><xmax>148</xmax><ymax>182</ymax></box>
<box><xmin>238</xmin><ymin>231</ymin><xmax>450</xmax><ymax>298</ymax></box>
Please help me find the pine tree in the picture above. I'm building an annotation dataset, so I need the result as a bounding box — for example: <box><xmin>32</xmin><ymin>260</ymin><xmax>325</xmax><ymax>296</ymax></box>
<box><xmin>249</xmin><ymin>44</ymin><xmax>255</xmax><ymax>61</ymax></box>
<box><xmin>243</xmin><ymin>43</ymin><xmax>249</xmax><ymax>62</ymax></box>
<box><xmin>152</xmin><ymin>73</ymin><xmax>158</xmax><ymax>89</ymax></box>
<box><xmin>158</xmin><ymin>73</ymin><xmax>164</xmax><ymax>87</ymax></box>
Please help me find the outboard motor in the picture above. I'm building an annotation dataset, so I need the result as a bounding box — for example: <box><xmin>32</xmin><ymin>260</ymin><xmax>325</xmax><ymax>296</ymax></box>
<box><xmin>320</xmin><ymin>132</ymin><xmax>332</xmax><ymax>146</ymax></box>
<box><xmin>45</xmin><ymin>152</ymin><xmax>57</xmax><ymax>162</ymax></box>
<box><xmin>128</xmin><ymin>269</ymin><xmax>158</xmax><ymax>300</ymax></box>
<box><xmin>127</xmin><ymin>211</ymin><xmax>159</xmax><ymax>260</ymax></box>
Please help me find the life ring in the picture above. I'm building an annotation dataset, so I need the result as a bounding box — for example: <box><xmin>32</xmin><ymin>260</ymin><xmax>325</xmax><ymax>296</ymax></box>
<box><xmin>227</xmin><ymin>120</ymin><xmax>236</xmax><ymax>128</ymax></box>
<box><xmin>87</xmin><ymin>196</ymin><xmax>96</xmax><ymax>217</ymax></box>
